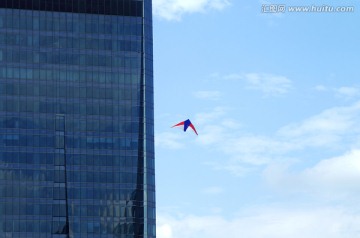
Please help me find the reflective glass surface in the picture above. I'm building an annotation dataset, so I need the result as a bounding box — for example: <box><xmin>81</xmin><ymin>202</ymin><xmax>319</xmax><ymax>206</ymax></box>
<box><xmin>0</xmin><ymin>0</ymin><xmax>155</xmax><ymax>237</ymax></box>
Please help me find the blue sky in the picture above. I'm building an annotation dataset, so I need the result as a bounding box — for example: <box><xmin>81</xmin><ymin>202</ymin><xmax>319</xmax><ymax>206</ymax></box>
<box><xmin>152</xmin><ymin>0</ymin><xmax>360</xmax><ymax>237</ymax></box>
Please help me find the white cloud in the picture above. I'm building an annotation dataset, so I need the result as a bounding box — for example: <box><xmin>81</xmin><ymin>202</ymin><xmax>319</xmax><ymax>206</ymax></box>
<box><xmin>314</xmin><ymin>85</ymin><xmax>360</xmax><ymax>99</ymax></box>
<box><xmin>223</xmin><ymin>73</ymin><xmax>242</xmax><ymax>80</ymax></box>
<box><xmin>220</xmin><ymin>118</ymin><xmax>242</xmax><ymax>129</ymax></box>
<box><xmin>193</xmin><ymin>90</ymin><xmax>221</xmax><ymax>101</ymax></box>
<box><xmin>278</xmin><ymin>101</ymin><xmax>360</xmax><ymax>148</ymax></box>
<box><xmin>243</xmin><ymin>73</ymin><xmax>292</xmax><ymax>95</ymax></box>
<box><xmin>202</xmin><ymin>186</ymin><xmax>223</xmax><ymax>195</ymax></box>
<box><xmin>263</xmin><ymin>149</ymin><xmax>360</xmax><ymax>202</ymax></box>
<box><xmin>157</xmin><ymin>223</ymin><xmax>173</xmax><ymax>238</ymax></box>
<box><xmin>223</xmin><ymin>73</ymin><xmax>292</xmax><ymax>96</ymax></box>
<box><xmin>314</xmin><ymin>84</ymin><xmax>328</xmax><ymax>91</ymax></box>
<box><xmin>159</xmin><ymin>110</ymin><xmax>360</xmax><ymax>235</ymax></box>
<box><xmin>155</xmin><ymin>132</ymin><xmax>186</xmax><ymax>149</ymax></box>
<box><xmin>195</xmin><ymin>101</ymin><xmax>360</xmax><ymax>176</ymax></box>
<box><xmin>335</xmin><ymin>86</ymin><xmax>360</xmax><ymax>99</ymax></box>
<box><xmin>304</xmin><ymin>150</ymin><xmax>360</xmax><ymax>187</ymax></box>
<box><xmin>157</xmin><ymin>207</ymin><xmax>360</xmax><ymax>238</ymax></box>
<box><xmin>303</xmin><ymin>149</ymin><xmax>360</xmax><ymax>189</ymax></box>
<box><xmin>153</xmin><ymin>0</ymin><xmax>230</xmax><ymax>20</ymax></box>
<box><xmin>195</xmin><ymin>106</ymin><xmax>226</xmax><ymax>126</ymax></box>
<box><xmin>195</xmin><ymin>108</ymin><xmax>288</xmax><ymax>169</ymax></box>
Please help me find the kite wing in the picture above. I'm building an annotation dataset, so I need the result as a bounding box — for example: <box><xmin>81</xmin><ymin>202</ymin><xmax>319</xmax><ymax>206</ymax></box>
<box><xmin>172</xmin><ymin>119</ymin><xmax>198</xmax><ymax>135</ymax></box>
<box><xmin>188</xmin><ymin>123</ymin><xmax>198</xmax><ymax>135</ymax></box>
<box><xmin>172</xmin><ymin>121</ymin><xmax>185</xmax><ymax>128</ymax></box>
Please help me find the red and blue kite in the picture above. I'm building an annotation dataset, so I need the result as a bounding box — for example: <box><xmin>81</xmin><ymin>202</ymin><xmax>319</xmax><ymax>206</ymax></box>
<box><xmin>172</xmin><ymin>119</ymin><xmax>198</xmax><ymax>135</ymax></box>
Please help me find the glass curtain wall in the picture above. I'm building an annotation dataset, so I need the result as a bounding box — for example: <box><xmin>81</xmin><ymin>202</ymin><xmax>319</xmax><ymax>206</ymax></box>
<box><xmin>0</xmin><ymin>0</ymin><xmax>155</xmax><ymax>237</ymax></box>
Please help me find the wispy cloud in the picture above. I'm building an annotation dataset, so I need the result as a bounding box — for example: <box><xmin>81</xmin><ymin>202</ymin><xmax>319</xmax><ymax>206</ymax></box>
<box><xmin>303</xmin><ymin>149</ymin><xmax>360</xmax><ymax>189</ymax></box>
<box><xmin>314</xmin><ymin>85</ymin><xmax>360</xmax><ymax>99</ymax></box>
<box><xmin>195</xmin><ymin>101</ymin><xmax>360</xmax><ymax>176</ymax></box>
<box><xmin>263</xmin><ymin>149</ymin><xmax>360</xmax><ymax>203</ymax></box>
<box><xmin>153</xmin><ymin>0</ymin><xmax>230</xmax><ymax>20</ymax></box>
<box><xmin>243</xmin><ymin>73</ymin><xmax>292</xmax><ymax>95</ymax></box>
<box><xmin>157</xmin><ymin>207</ymin><xmax>360</xmax><ymax>238</ymax></box>
<box><xmin>314</xmin><ymin>85</ymin><xmax>328</xmax><ymax>91</ymax></box>
<box><xmin>156</xmin><ymin>90</ymin><xmax>360</xmax><ymax>238</ymax></box>
<box><xmin>155</xmin><ymin>132</ymin><xmax>186</xmax><ymax>149</ymax></box>
<box><xmin>223</xmin><ymin>73</ymin><xmax>293</xmax><ymax>96</ymax></box>
<box><xmin>336</xmin><ymin>86</ymin><xmax>360</xmax><ymax>99</ymax></box>
<box><xmin>158</xmin><ymin>223</ymin><xmax>173</xmax><ymax>238</ymax></box>
<box><xmin>267</xmin><ymin>149</ymin><xmax>360</xmax><ymax>190</ymax></box>
<box><xmin>202</xmin><ymin>186</ymin><xmax>224</xmax><ymax>195</ymax></box>
<box><xmin>195</xmin><ymin>106</ymin><xmax>227</xmax><ymax>125</ymax></box>
<box><xmin>278</xmin><ymin>101</ymin><xmax>360</xmax><ymax>148</ymax></box>
<box><xmin>193</xmin><ymin>90</ymin><xmax>222</xmax><ymax>101</ymax></box>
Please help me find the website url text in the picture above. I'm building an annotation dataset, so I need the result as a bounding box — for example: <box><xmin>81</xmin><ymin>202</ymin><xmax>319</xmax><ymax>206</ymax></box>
<box><xmin>262</xmin><ymin>4</ymin><xmax>355</xmax><ymax>13</ymax></box>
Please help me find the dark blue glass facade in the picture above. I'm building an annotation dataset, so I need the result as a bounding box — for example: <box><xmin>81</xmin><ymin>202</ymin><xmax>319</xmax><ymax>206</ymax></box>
<box><xmin>0</xmin><ymin>0</ymin><xmax>155</xmax><ymax>237</ymax></box>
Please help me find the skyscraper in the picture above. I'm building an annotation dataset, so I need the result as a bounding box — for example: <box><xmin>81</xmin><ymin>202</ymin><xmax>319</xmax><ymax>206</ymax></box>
<box><xmin>0</xmin><ymin>1</ymin><xmax>155</xmax><ymax>237</ymax></box>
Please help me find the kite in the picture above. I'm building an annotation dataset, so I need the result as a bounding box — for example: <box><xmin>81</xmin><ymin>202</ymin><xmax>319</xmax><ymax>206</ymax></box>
<box><xmin>172</xmin><ymin>119</ymin><xmax>198</xmax><ymax>135</ymax></box>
